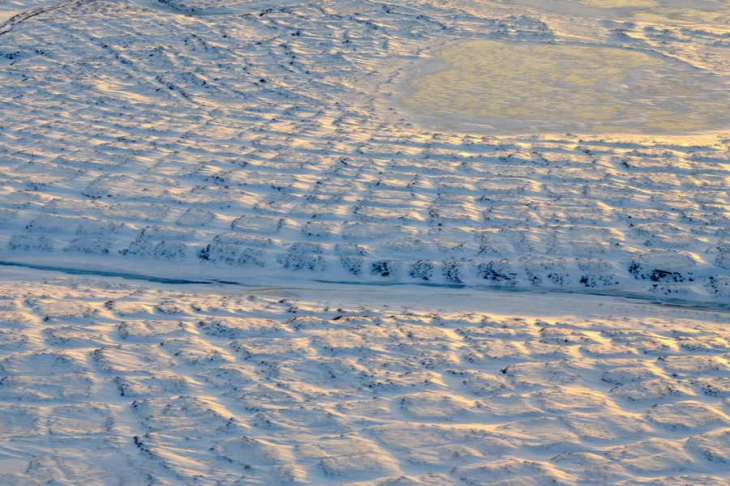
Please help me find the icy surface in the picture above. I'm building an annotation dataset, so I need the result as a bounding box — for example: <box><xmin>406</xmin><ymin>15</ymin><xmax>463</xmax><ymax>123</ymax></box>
<box><xmin>0</xmin><ymin>272</ymin><xmax>728</xmax><ymax>484</ymax></box>
<box><xmin>0</xmin><ymin>0</ymin><xmax>728</xmax><ymax>304</ymax></box>
<box><xmin>403</xmin><ymin>39</ymin><xmax>730</xmax><ymax>134</ymax></box>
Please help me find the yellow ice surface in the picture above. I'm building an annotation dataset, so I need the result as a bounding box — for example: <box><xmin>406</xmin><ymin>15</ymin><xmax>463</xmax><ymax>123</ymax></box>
<box><xmin>403</xmin><ymin>40</ymin><xmax>730</xmax><ymax>134</ymax></box>
<box><xmin>634</xmin><ymin>8</ymin><xmax>730</xmax><ymax>27</ymax></box>
<box><xmin>577</xmin><ymin>0</ymin><xmax>658</xmax><ymax>7</ymax></box>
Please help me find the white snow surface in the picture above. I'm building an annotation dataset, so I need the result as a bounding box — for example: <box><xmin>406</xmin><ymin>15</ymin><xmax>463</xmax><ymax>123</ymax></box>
<box><xmin>0</xmin><ymin>270</ymin><xmax>728</xmax><ymax>485</ymax></box>
<box><xmin>1</xmin><ymin>0</ymin><xmax>730</xmax><ymax>483</ymax></box>
<box><xmin>0</xmin><ymin>0</ymin><xmax>727</xmax><ymax>304</ymax></box>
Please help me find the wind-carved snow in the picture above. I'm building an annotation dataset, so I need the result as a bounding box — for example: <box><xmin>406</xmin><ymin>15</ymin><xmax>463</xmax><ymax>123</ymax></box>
<box><xmin>0</xmin><ymin>275</ymin><xmax>728</xmax><ymax>484</ymax></box>
<box><xmin>0</xmin><ymin>0</ymin><xmax>728</xmax><ymax>304</ymax></box>
<box><xmin>0</xmin><ymin>0</ymin><xmax>729</xmax><ymax>483</ymax></box>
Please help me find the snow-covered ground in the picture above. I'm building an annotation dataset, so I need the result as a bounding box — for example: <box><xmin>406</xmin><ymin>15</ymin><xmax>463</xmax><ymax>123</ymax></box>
<box><xmin>0</xmin><ymin>0</ymin><xmax>728</xmax><ymax>303</ymax></box>
<box><xmin>0</xmin><ymin>0</ymin><xmax>729</xmax><ymax>483</ymax></box>
<box><xmin>0</xmin><ymin>269</ymin><xmax>728</xmax><ymax>485</ymax></box>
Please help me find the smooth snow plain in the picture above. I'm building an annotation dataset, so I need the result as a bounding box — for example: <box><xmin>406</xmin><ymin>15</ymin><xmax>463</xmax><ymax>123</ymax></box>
<box><xmin>0</xmin><ymin>0</ymin><xmax>729</xmax><ymax>484</ymax></box>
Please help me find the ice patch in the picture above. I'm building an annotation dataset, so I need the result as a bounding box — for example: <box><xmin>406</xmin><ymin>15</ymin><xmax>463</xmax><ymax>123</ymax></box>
<box><xmin>402</xmin><ymin>39</ymin><xmax>730</xmax><ymax>134</ymax></box>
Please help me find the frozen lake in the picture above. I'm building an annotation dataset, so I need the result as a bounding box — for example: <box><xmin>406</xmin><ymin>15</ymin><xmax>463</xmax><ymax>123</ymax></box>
<box><xmin>402</xmin><ymin>39</ymin><xmax>730</xmax><ymax>134</ymax></box>
<box><xmin>507</xmin><ymin>0</ymin><xmax>728</xmax><ymax>21</ymax></box>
